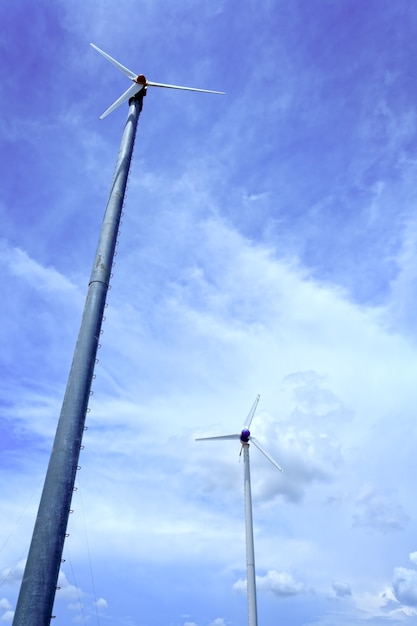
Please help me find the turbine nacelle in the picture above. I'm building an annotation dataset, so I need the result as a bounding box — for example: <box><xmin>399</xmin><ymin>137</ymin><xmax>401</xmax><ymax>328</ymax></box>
<box><xmin>90</xmin><ymin>43</ymin><xmax>225</xmax><ymax>119</ymax></box>
<box><xmin>240</xmin><ymin>428</ymin><xmax>251</xmax><ymax>444</ymax></box>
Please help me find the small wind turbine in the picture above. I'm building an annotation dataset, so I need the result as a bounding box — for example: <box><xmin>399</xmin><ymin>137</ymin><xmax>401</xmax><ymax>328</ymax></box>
<box><xmin>12</xmin><ymin>46</ymin><xmax>224</xmax><ymax>626</ymax></box>
<box><xmin>196</xmin><ymin>395</ymin><xmax>283</xmax><ymax>626</ymax></box>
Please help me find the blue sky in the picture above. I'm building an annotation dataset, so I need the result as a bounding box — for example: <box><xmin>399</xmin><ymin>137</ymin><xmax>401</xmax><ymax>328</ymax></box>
<box><xmin>1</xmin><ymin>1</ymin><xmax>417</xmax><ymax>624</ymax></box>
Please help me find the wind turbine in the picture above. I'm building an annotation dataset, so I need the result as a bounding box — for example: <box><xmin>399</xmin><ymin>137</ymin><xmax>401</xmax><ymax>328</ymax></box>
<box><xmin>12</xmin><ymin>46</ymin><xmax>224</xmax><ymax>626</ymax></box>
<box><xmin>196</xmin><ymin>395</ymin><xmax>283</xmax><ymax>626</ymax></box>
<box><xmin>90</xmin><ymin>43</ymin><xmax>225</xmax><ymax>118</ymax></box>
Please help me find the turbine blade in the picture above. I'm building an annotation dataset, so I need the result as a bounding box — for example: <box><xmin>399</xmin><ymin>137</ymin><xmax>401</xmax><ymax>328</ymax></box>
<box><xmin>250</xmin><ymin>437</ymin><xmax>284</xmax><ymax>472</ymax></box>
<box><xmin>147</xmin><ymin>81</ymin><xmax>225</xmax><ymax>95</ymax></box>
<box><xmin>99</xmin><ymin>83</ymin><xmax>143</xmax><ymax>119</ymax></box>
<box><xmin>243</xmin><ymin>395</ymin><xmax>261</xmax><ymax>430</ymax></box>
<box><xmin>195</xmin><ymin>434</ymin><xmax>240</xmax><ymax>441</ymax></box>
<box><xmin>90</xmin><ymin>43</ymin><xmax>138</xmax><ymax>81</ymax></box>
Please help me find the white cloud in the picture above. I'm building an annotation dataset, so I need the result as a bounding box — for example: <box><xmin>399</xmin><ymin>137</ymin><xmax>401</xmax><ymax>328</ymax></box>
<box><xmin>332</xmin><ymin>581</ymin><xmax>352</xmax><ymax>598</ymax></box>
<box><xmin>95</xmin><ymin>598</ymin><xmax>108</xmax><ymax>610</ymax></box>
<box><xmin>252</xmin><ymin>417</ymin><xmax>343</xmax><ymax>503</ymax></box>
<box><xmin>353</xmin><ymin>484</ymin><xmax>409</xmax><ymax>534</ymax></box>
<box><xmin>354</xmin><ymin>586</ymin><xmax>398</xmax><ymax>619</ymax></box>
<box><xmin>258</xmin><ymin>570</ymin><xmax>306</xmax><ymax>597</ymax></box>
<box><xmin>388</xmin><ymin>218</ymin><xmax>417</xmax><ymax>336</ymax></box>
<box><xmin>0</xmin><ymin>603</ymin><xmax>11</xmax><ymax>613</ymax></box>
<box><xmin>392</xmin><ymin>567</ymin><xmax>417</xmax><ymax>607</ymax></box>
<box><xmin>0</xmin><ymin>241</ymin><xmax>80</xmax><ymax>295</ymax></box>
<box><xmin>0</xmin><ymin>611</ymin><xmax>13</xmax><ymax>623</ymax></box>
<box><xmin>56</xmin><ymin>571</ymin><xmax>84</xmax><ymax>600</ymax></box>
<box><xmin>0</xmin><ymin>561</ymin><xmax>25</xmax><ymax>587</ymax></box>
<box><xmin>234</xmin><ymin>570</ymin><xmax>305</xmax><ymax>598</ymax></box>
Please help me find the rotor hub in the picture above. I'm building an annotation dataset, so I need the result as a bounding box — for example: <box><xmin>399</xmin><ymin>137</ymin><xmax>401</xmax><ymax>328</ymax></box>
<box><xmin>240</xmin><ymin>429</ymin><xmax>250</xmax><ymax>444</ymax></box>
<box><xmin>135</xmin><ymin>74</ymin><xmax>147</xmax><ymax>85</ymax></box>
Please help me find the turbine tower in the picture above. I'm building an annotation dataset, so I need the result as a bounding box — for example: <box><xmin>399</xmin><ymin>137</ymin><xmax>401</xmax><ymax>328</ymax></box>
<box><xmin>12</xmin><ymin>45</ymin><xmax>224</xmax><ymax>626</ymax></box>
<box><xmin>196</xmin><ymin>395</ymin><xmax>283</xmax><ymax>626</ymax></box>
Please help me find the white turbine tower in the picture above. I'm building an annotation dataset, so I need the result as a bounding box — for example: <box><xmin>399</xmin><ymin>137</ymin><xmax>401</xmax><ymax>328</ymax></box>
<box><xmin>12</xmin><ymin>46</ymin><xmax>224</xmax><ymax>626</ymax></box>
<box><xmin>196</xmin><ymin>395</ymin><xmax>283</xmax><ymax>626</ymax></box>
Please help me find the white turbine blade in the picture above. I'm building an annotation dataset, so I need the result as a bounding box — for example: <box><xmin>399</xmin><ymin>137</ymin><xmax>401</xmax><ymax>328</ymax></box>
<box><xmin>195</xmin><ymin>434</ymin><xmax>240</xmax><ymax>441</ymax></box>
<box><xmin>243</xmin><ymin>395</ymin><xmax>261</xmax><ymax>430</ymax></box>
<box><xmin>99</xmin><ymin>83</ymin><xmax>143</xmax><ymax>119</ymax></box>
<box><xmin>250</xmin><ymin>437</ymin><xmax>284</xmax><ymax>472</ymax></box>
<box><xmin>90</xmin><ymin>43</ymin><xmax>138</xmax><ymax>81</ymax></box>
<box><xmin>147</xmin><ymin>81</ymin><xmax>225</xmax><ymax>95</ymax></box>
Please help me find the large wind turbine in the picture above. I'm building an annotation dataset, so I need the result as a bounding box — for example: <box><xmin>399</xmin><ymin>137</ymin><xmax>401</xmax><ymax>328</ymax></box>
<box><xmin>90</xmin><ymin>43</ymin><xmax>224</xmax><ymax>118</ymax></box>
<box><xmin>196</xmin><ymin>396</ymin><xmax>283</xmax><ymax>626</ymax></box>
<box><xmin>12</xmin><ymin>46</ymin><xmax>224</xmax><ymax>626</ymax></box>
